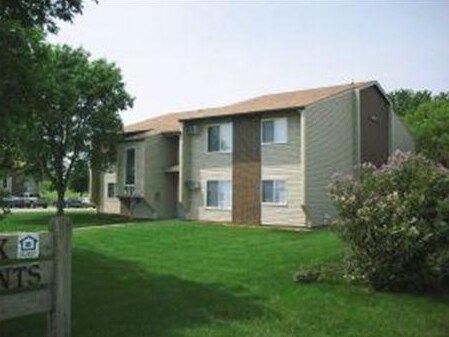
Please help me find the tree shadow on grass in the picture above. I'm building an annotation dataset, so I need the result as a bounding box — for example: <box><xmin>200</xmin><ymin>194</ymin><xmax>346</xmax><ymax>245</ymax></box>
<box><xmin>2</xmin><ymin>248</ymin><xmax>269</xmax><ymax>337</ymax></box>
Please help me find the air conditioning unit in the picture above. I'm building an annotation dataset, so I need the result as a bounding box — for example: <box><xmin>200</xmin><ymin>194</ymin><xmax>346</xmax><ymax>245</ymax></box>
<box><xmin>185</xmin><ymin>180</ymin><xmax>201</xmax><ymax>190</ymax></box>
<box><xmin>185</xmin><ymin>124</ymin><xmax>199</xmax><ymax>135</ymax></box>
<box><xmin>123</xmin><ymin>185</ymin><xmax>136</xmax><ymax>196</ymax></box>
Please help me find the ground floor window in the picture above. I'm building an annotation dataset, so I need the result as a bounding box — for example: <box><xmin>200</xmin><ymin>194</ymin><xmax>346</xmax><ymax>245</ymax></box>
<box><xmin>107</xmin><ymin>183</ymin><xmax>116</xmax><ymax>198</ymax></box>
<box><xmin>262</xmin><ymin>180</ymin><xmax>287</xmax><ymax>205</ymax></box>
<box><xmin>206</xmin><ymin>180</ymin><xmax>232</xmax><ymax>209</ymax></box>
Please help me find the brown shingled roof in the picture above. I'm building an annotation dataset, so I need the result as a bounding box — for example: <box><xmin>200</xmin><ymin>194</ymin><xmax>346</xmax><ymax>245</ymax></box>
<box><xmin>124</xmin><ymin>111</ymin><xmax>190</xmax><ymax>134</ymax></box>
<box><xmin>124</xmin><ymin>81</ymin><xmax>374</xmax><ymax>134</ymax></box>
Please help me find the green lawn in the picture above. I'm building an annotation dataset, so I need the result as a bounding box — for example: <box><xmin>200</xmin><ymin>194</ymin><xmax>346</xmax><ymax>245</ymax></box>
<box><xmin>2</xmin><ymin>218</ymin><xmax>449</xmax><ymax>337</ymax></box>
<box><xmin>0</xmin><ymin>210</ymin><xmax>129</xmax><ymax>232</ymax></box>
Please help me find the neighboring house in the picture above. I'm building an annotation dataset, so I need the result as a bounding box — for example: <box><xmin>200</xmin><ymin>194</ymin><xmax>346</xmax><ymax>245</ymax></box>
<box><xmin>95</xmin><ymin>81</ymin><xmax>414</xmax><ymax>227</ymax></box>
<box><xmin>0</xmin><ymin>173</ymin><xmax>38</xmax><ymax>196</ymax></box>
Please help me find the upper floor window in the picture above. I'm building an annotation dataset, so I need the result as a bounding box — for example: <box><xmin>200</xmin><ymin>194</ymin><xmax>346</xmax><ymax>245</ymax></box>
<box><xmin>261</xmin><ymin>118</ymin><xmax>287</xmax><ymax>144</ymax></box>
<box><xmin>262</xmin><ymin>180</ymin><xmax>287</xmax><ymax>205</ymax></box>
<box><xmin>206</xmin><ymin>180</ymin><xmax>232</xmax><ymax>209</ymax></box>
<box><xmin>125</xmin><ymin>148</ymin><xmax>135</xmax><ymax>186</ymax></box>
<box><xmin>207</xmin><ymin>123</ymin><xmax>232</xmax><ymax>152</ymax></box>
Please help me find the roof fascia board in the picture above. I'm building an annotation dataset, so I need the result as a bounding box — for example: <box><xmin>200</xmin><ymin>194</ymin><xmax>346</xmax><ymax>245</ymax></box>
<box><xmin>180</xmin><ymin>107</ymin><xmax>301</xmax><ymax>122</ymax></box>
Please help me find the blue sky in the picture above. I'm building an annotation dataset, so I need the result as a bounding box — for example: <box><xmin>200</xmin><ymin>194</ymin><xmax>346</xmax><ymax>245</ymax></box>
<box><xmin>49</xmin><ymin>1</ymin><xmax>449</xmax><ymax>124</ymax></box>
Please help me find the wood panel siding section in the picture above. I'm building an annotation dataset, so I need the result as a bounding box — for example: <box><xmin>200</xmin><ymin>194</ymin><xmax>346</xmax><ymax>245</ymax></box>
<box><xmin>360</xmin><ymin>86</ymin><xmax>390</xmax><ymax>166</ymax></box>
<box><xmin>232</xmin><ymin>116</ymin><xmax>261</xmax><ymax>225</ymax></box>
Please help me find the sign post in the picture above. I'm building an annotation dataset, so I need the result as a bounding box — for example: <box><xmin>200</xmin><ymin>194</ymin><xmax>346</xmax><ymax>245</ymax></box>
<box><xmin>0</xmin><ymin>216</ymin><xmax>72</xmax><ymax>337</ymax></box>
<box><xmin>48</xmin><ymin>216</ymin><xmax>72</xmax><ymax>337</ymax></box>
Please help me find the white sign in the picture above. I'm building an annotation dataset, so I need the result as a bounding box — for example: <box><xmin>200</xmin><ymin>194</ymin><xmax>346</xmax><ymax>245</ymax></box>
<box><xmin>17</xmin><ymin>233</ymin><xmax>40</xmax><ymax>259</ymax></box>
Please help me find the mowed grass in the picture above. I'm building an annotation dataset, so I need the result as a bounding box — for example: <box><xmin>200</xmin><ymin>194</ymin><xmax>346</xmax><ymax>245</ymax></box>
<box><xmin>0</xmin><ymin>210</ymin><xmax>129</xmax><ymax>232</ymax></box>
<box><xmin>2</xmin><ymin>219</ymin><xmax>449</xmax><ymax>337</ymax></box>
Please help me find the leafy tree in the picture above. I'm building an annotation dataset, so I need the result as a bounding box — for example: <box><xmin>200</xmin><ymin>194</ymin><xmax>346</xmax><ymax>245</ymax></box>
<box><xmin>0</xmin><ymin>22</ymin><xmax>44</xmax><ymax>171</ymax></box>
<box><xmin>0</xmin><ymin>0</ymin><xmax>93</xmax><ymax>171</ymax></box>
<box><xmin>22</xmin><ymin>45</ymin><xmax>133</xmax><ymax>215</ymax></box>
<box><xmin>406</xmin><ymin>101</ymin><xmax>449</xmax><ymax>167</ymax></box>
<box><xmin>69</xmin><ymin>161</ymin><xmax>90</xmax><ymax>196</ymax></box>
<box><xmin>388</xmin><ymin>89</ymin><xmax>449</xmax><ymax>167</ymax></box>
<box><xmin>0</xmin><ymin>0</ymin><xmax>89</xmax><ymax>34</ymax></box>
<box><xmin>434</xmin><ymin>92</ymin><xmax>449</xmax><ymax>102</ymax></box>
<box><xmin>388</xmin><ymin>89</ymin><xmax>432</xmax><ymax>117</ymax></box>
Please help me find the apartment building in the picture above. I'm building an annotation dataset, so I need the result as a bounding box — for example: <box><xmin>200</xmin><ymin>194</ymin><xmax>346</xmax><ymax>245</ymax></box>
<box><xmin>95</xmin><ymin>81</ymin><xmax>414</xmax><ymax>227</ymax></box>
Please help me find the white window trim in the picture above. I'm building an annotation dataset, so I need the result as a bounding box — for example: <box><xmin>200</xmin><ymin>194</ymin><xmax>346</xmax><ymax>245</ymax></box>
<box><xmin>205</xmin><ymin>123</ymin><xmax>233</xmax><ymax>154</ymax></box>
<box><xmin>204</xmin><ymin>180</ymin><xmax>232</xmax><ymax>210</ymax></box>
<box><xmin>261</xmin><ymin>179</ymin><xmax>288</xmax><ymax>206</ymax></box>
<box><xmin>261</xmin><ymin>117</ymin><xmax>288</xmax><ymax>145</ymax></box>
<box><xmin>123</xmin><ymin>146</ymin><xmax>136</xmax><ymax>189</ymax></box>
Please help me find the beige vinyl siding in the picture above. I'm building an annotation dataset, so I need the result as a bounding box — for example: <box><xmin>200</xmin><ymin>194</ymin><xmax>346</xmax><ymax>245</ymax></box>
<box><xmin>303</xmin><ymin>91</ymin><xmax>356</xmax><ymax>225</ymax></box>
<box><xmin>100</xmin><ymin>172</ymin><xmax>120</xmax><ymax>214</ymax></box>
<box><xmin>261</xmin><ymin>112</ymin><xmax>306</xmax><ymax>226</ymax></box>
<box><xmin>115</xmin><ymin>140</ymin><xmax>147</xmax><ymax>219</ymax></box>
<box><xmin>116</xmin><ymin>140</ymin><xmax>146</xmax><ymax>197</ymax></box>
<box><xmin>182</xmin><ymin>119</ymin><xmax>233</xmax><ymax>222</ymax></box>
<box><xmin>390</xmin><ymin>111</ymin><xmax>415</xmax><ymax>153</ymax></box>
<box><xmin>142</xmin><ymin>134</ymin><xmax>178</xmax><ymax>219</ymax></box>
<box><xmin>114</xmin><ymin>135</ymin><xmax>178</xmax><ymax>219</ymax></box>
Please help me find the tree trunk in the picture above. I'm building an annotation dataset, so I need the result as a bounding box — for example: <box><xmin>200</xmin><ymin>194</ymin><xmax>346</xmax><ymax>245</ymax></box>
<box><xmin>56</xmin><ymin>189</ymin><xmax>65</xmax><ymax>216</ymax></box>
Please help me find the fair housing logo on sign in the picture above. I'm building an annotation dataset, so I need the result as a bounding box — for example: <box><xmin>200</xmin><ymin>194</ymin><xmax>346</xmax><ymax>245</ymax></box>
<box><xmin>17</xmin><ymin>233</ymin><xmax>40</xmax><ymax>259</ymax></box>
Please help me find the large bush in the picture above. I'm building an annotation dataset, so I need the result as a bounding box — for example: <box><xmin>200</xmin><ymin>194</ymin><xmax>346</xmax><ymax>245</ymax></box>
<box><xmin>330</xmin><ymin>151</ymin><xmax>449</xmax><ymax>291</ymax></box>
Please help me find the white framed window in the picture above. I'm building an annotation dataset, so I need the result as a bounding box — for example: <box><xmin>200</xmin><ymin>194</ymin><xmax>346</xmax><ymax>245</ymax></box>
<box><xmin>207</xmin><ymin>123</ymin><xmax>233</xmax><ymax>152</ymax></box>
<box><xmin>261</xmin><ymin>118</ymin><xmax>288</xmax><ymax>144</ymax></box>
<box><xmin>262</xmin><ymin>180</ymin><xmax>287</xmax><ymax>205</ymax></box>
<box><xmin>206</xmin><ymin>180</ymin><xmax>232</xmax><ymax>209</ymax></box>
<box><xmin>124</xmin><ymin>147</ymin><xmax>136</xmax><ymax>187</ymax></box>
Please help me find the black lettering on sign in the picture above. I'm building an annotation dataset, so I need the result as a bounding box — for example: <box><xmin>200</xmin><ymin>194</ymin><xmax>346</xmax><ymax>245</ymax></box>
<box><xmin>0</xmin><ymin>263</ymin><xmax>44</xmax><ymax>290</ymax></box>
<box><xmin>28</xmin><ymin>263</ymin><xmax>42</xmax><ymax>286</ymax></box>
<box><xmin>0</xmin><ymin>267</ymin><xmax>10</xmax><ymax>289</ymax></box>
<box><xmin>0</xmin><ymin>238</ymin><xmax>8</xmax><ymax>259</ymax></box>
<box><xmin>13</xmin><ymin>266</ymin><xmax>27</xmax><ymax>289</ymax></box>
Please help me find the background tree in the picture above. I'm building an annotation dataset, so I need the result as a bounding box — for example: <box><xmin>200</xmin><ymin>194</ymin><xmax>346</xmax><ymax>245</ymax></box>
<box><xmin>405</xmin><ymin>101</ymin><xmax>449</xmax><ymax>167</ymax></box>
<box><xmin>22</xmin><ymin>45</ymin><xmax>133</xmax><ymax>215</ymax></box>
<box><xmin>388</xmin><ymin>89</ymin><xmax>432</xmax><ymax>117</ymax></box>
<box><xmin>0</xmin><ymin>0</ymin><xmax>93</xmax><ymax>171</ymax></box>
<box><xmin>0</xmin><ymin>0</ymin><xmax>88</xmax><ymax>34</ymax></box>
<box><xmin>0</xmin><ymin>22</ymin><xmax>44</xmax><ymax>170</ymax></box>
<box><xmin>388</xmin><ymin>89</ymin><xmax>449</xmax><ymax>167</ymax></box>
<box><xmin>69</xmin><ymin>161</ymin><xmax>90</xmax><ymax>196</ymax></box>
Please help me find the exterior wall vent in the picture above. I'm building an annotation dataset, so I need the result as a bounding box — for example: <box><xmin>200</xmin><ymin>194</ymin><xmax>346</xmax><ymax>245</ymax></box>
<box><xmin>185</xmin><ymin>124</ymin><xmax>199</xmax><ymax>135</ymax></box>
<box><xmin>185</xmin><ymin>180</ymin><xmax>201</xmax><ymax>190</ymax></box>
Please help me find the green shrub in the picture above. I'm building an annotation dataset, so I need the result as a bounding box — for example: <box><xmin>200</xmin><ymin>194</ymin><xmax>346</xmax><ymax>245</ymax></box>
<box><xmin>329</xmin><ymin>151</ymin><xmax>449</xmax><ymax>292</ymax></box>
<box><xmin>293</xmin><ymin>263</ymin><xmax>345</xmax><ymax>284</ymax></box>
